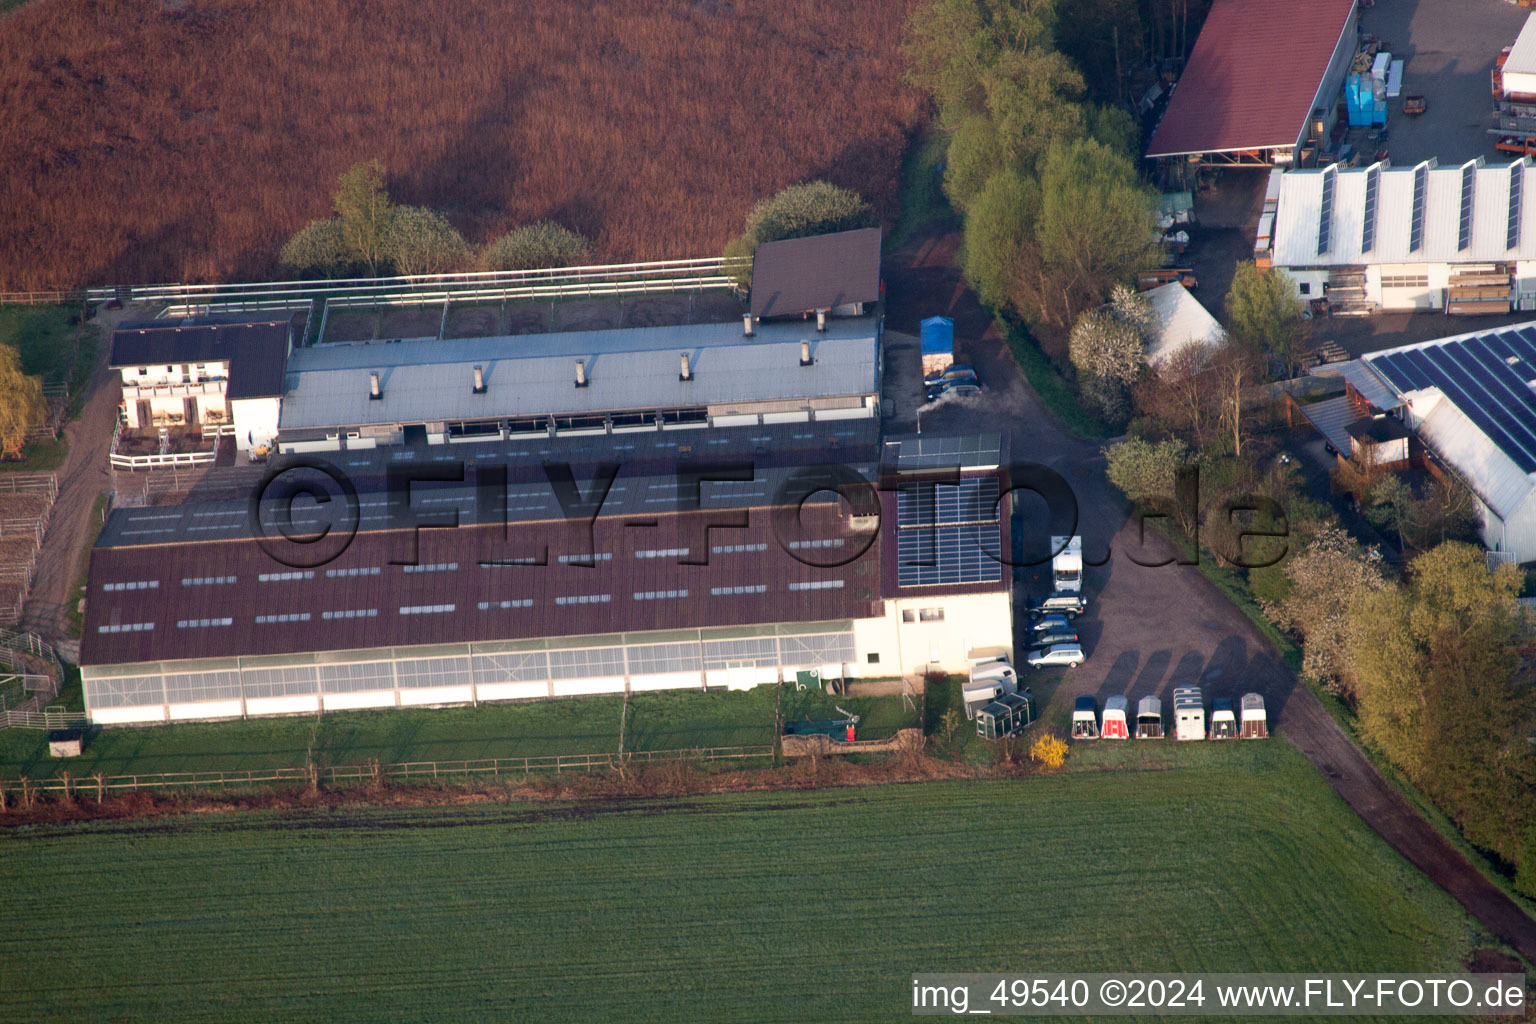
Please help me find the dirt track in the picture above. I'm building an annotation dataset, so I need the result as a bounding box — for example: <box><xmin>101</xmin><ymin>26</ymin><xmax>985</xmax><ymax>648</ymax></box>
<box><xmin>20</xmin><ymin>305</ymin><xmax>133</xmax><ymax>639</ymax></box>
<box><xmin>881</xmin><ymin>232</ymin><xmax>1536</xmax><ymax>966</ymax></box>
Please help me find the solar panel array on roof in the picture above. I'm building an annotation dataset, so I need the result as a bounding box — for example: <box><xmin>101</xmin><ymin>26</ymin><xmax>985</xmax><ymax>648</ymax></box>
<box><xmin>895</xmin><ymin>528</ymin><xmax>1004</xmax><ymax>587</ymax></box>
<box><xmin>1361</xmin><ymin>165</ymin><xmax>1380</xmax><ymax>254</ymax></box>
<box><xmin>1316</xmin><ymin>166</ymin><xmax>1336</xmax><ymax>256</ymax></box>
<box><xmin>894</xmin><ymin>479</ymin><xmax>1001</xmax><ymax>529</ymax></box>
<box><xmin>1510</xmin><ymin>162</ymin><xmax>1525</xmax><ymax>251</ymax></box>
<box><xmin>893</xmin><ymin>475</ymin><xmax>1003</xmax><ymax>587</ymax></box>
<box><xmin>1458</xmin><ymin>162</ymin><xmax>1477</xmax><ymax>252</ymax></box>
<box><xmin>1366</xmin><ymin>327</ymin><xmax>1536</xmax><ymax>473</ymax></box>
<box><xmin>888</xmin><ymin>433</ymin><xmax>1003</xmax><ymax>471</ymax></box>
<box><xmin>1410</xmin><ymin>163</ymin><xmax>1428</xmax><ymax>252</ymax></box>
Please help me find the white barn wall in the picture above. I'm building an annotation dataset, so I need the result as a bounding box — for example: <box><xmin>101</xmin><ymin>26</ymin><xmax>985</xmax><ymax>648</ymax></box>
<box><xmin>853</xmin><ymin>591</ymin><xmax>1014</xmax><ymax>676</ymax></box>
<box><xmin>323</xmin><ymin>690</ymin><xmax>396</xmax><ymax>712</ymax></box>
<box><xmin>168</xmin><ymin>699</ymin><xmax>243</xmax><ymax>721</ymax></box>
<box><xmin>246</xmin><ymin>695</ymin><xmax>320</xmax><ymax>717</ymax></box>
<box><xmin>90</xmin><ymin>705</ymin><xmax>167</xmax><ymax>725</ymax></box>
<box><xmin>398</xmin><ymin>685</ymin><xmax>474</xmax><ymax>707</ymax></box>
<box><xmin>551</xmin><ymin>676</ymin><xmax>626</xmax><ymax>697</ymax></box>
<box><xmin>476</xmin><ymin>681</ymin><xmax>550</xmax><ymax>702</ymax></box>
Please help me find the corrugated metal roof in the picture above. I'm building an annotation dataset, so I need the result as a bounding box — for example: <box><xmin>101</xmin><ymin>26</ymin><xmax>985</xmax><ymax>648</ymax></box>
<box><xmin>1413</xmin><ymin>395</ymin><xmax>1536</xmax><ymax>520</ymax></box>
<box><xmin>279</xmin><ymin>318</ymin><xmax>878</xmax><ymax>431</ymax></box>
<box><xmin>1296</xmin><ymin>394</ymin><xmax>1360</xmax><ymax>453</ymax></box>
<box><xmin>110</xmin><ymin>318</ymin><xmax>292</xmax><ymax>399</ymax></box>
<box><xmin>1272</xmin><ymin>159</ymin><xmax>1536</xmax><ymax>266</ymax></box>
<box><xmin>1310</xmin><ymin>358</ymin><xmax>1403</xmax><ymax>411</ymax></box>
<box><xmin>749</xmin><ymin>228</ymin><xmax>881</xmax><ymax>318</ymax></box>
<box><xmin>1145</xmin><ymin>0</ymin><xmax>1358</xmax><ymax>158</ymax></box>
<box><xmin>1143</xmin><ymin>283</ymin><xmax>1225</xmax><ymax>367</ymax></box>
<box><xmin>1506</xmin><ymin>13</ymin><xmax>1536</xmax><ymax>76</ymax></box>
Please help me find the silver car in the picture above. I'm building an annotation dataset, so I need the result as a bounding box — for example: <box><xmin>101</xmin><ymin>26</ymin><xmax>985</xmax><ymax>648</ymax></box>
<box><xmin>1026</xmin><ymin>644</ymin><xmax>1085</xmax><ymax>669</ymax></box>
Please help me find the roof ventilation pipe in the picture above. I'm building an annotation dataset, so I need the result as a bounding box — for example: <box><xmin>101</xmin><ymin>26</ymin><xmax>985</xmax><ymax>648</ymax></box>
<box><xmin>679</xmin><ymin>352</ymin><xmax>692</xmax><ymax>381</ymax></box>
<box><xmin>575</xmin><ymin>359</ymin><xmax>588</xmax><ymax>388</ymax></box>
<box><xmin>742</xmin><ymin>313</ymin><xmax>754</xmax><ymax>337</ymax></box>
<box><xmin>800</xmin><ymin>341</ymin><xmax>813</xmax><ymax>367</ymax></box>
<box><xmin>472</xmin><ymin>366</ymin><xmax>486</xmax><ymax>394</ymax></box>
<box><xmin>369</xmin><ymin>372</ymin><xmax>382</xmax><ymax>401</ymax></box>
<box><xmin>816</xmin><ymin>309</ymin><xmax>827</xmax><ymax>332</ymax></box>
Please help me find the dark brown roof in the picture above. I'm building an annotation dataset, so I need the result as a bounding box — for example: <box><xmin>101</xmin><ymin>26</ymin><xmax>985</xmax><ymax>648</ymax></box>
<box><xmin>80</xmin><ymin>503</ymin><xmax>885</xmax><ymax>665</ymax></box>
<box><xmin>750</xmin><ymin>228</ymin><xmax>882</xmax><ymax>318</ymax></box>
<box><xmin>109</xmin><ymin>318</ymin><xmax>293</xmax><ymax>399</ymax></box>
<box><xmin>1346</xmin><ymin>416</ymin><xmax>1410</xmax><ymax>443</ymax></box>
<box><xmin>1145</xmin><ymin>0</ymin><xmax>1357</xmax><ymax>158</ymax></box>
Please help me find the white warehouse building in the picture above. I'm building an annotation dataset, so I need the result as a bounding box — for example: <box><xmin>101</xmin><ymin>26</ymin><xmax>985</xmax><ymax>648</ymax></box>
<box><xmin>1270</xmin><ymin>158</ymin><xmax>1536</xmax><ymax>314</ymax></box>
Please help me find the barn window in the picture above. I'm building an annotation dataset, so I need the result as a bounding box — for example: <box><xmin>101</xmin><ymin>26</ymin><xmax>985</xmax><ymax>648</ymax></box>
<box><xmin>867</xmin><ymin>652</ymin><xmax>880</xmax><ymax>664</ymax></box>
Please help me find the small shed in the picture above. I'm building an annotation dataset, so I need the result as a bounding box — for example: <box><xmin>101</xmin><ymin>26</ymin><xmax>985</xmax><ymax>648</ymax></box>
<box><xmin>48</xmin><ymin>729</ymin><xmax>83</xmax><ymax>758</ymax></box>
<box><xmin>1136</xmin><ymin>696</ymin><xmax>1164</xmax><ymax>739</ymax></box>
<box><xmin>1345</xmin><ymin>415</ymin><xmax>1411</xmax><ymax>467</ymax></box>
<box><xmin>1071</xmin><ymin>695</ymin><xmax>1099</xmax><ymax>739</ymax></box>
<box><xmin>1173</xmin><ymin>686</ymin><xmax>1205</xmax><ymax>741</ymax></box>
<box><xmin>1240</xmin><ymin>693</ymin><xmax>1269</xmax><ymax>739</ymax></box>
<box><xmin>1101</xmin><ymin>695</ymin><xmax>1130</xmax><ymax>739</ymax></box>
<box><xmin>1210</xmin><ymin>698</ymin><xmax>1238</xmax><ymax>739</ymax></box>
<box><xmin>920</xmin><ymin>316</ymin><xmax>954</xmax><ymax>376</ymax></box>
<box><xmin>976</xmin><ymin>690</ymin><xmax>1035</xmax><ymax>740</ymax></box>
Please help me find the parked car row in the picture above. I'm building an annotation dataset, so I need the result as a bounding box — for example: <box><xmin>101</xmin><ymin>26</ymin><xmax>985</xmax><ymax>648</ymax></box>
<box><xmin>923</xmin><ymin>363</ymin><xmax>981</xmax><ymax>402</ymax></box>
<box><xmin>1023</xmin><ymin>592</ymin><xmax>1089</xmax><ymax>670</ymax></box>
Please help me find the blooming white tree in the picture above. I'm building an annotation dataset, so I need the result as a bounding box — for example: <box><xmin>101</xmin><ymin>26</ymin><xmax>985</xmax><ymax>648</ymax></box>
<box><xmin>1262</xmin><ymin>524</ymin><xmax>1388</xmax><ymax>690</ymax></box>
<box><xmin>1069</xmin><ymin>284</ymin><xmax>1153</xmax><ymax>418</ymax></box>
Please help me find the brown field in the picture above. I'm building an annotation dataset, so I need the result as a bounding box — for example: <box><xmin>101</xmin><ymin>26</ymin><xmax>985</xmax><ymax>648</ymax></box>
<box><xmin>0</xmin><ymin>0</ymin><xmax>922</xmax><ymax>290</ymax></box>
<box><xmin>0</xmin><ymin>494</ymin><xmax>50</xmax><ymax>522</ymax></box>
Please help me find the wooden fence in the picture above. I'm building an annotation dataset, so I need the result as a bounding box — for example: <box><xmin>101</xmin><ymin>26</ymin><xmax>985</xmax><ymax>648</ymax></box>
<box><xmin>0</xmin><ymin>708</ymin><xmax>86</xmax><ymax>730</ymax></box>
<box><xmin>0</xmin><ymin>745</ymin><xmax>778</xmax><ymax>798</ymax></box>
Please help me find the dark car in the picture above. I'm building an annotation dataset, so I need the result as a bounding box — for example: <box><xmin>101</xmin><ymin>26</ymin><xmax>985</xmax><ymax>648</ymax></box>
<box><xmin>926</xmin><ymin>380</ymin><xmax>981</xmax><ymax>401</ymax></box>
<box><xmin>923</xmin><ymin>363</ymin><xmax>976</xmax><ymax>388</ymax></box>
<box><xmin>1027</xmin><ymin>631</ymin><xmax>1079</xmax><ymax>650</ymax></box>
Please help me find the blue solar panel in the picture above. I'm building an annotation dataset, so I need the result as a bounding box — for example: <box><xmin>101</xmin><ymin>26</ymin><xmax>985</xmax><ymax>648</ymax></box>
<box><xmin>894</xmin><ymin>478</ymin><xmax>1000</xmax><ymax>528</ymax></box>
<box><xmin>1510</xmin><ymin>327</ymin><xmax>1536</xmax><ymax>370</ymax></box>
<box><xmin>1369</xmin><ymin>351</ymin><xmax>1432</xmax><ymax>392</ymax></box>
<box><xmin>896</xmin><ymin>527</ymin><xmax>1004</xmax><ymax>587</ymax></box>
<box><xmin>1458</xmin><ymin>162</ymin><xmax>1476</xmax><ymax>252</ymax></box>
<box><xmin>1482</xmin><ymin>333</ymin><xmax>1536</xmax><ymax>383</ymax></box>
<box><xmin>1509</xmin><ymin>163</ymin><xmax>1524</xmax><ymax>250</ymax></box>
<box><xmin>1415</xmin><ymin>344</ymin><xmax>1536</xmax><ymax>472</ymax></box>
<box><xmin>1361</xmin><ymin>166</ymin><xmax>1380</xmax><ymax>253</ymax></box>
<box><xmin>1409</xmin><ymin>164</ymin><xmax>1428</xmax><ymax>252</ymax></box>
<box><xmin>1317</xmin><ymin>166</ymin><xmax>1336</xmax><ymax>257</ymax></box>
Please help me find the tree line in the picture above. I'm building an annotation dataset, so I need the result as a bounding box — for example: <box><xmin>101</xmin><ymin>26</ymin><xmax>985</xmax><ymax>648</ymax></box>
<box><xmin>279</xmin><ymin>161</ymin><xmax>594</xmax><ymax>278</ymax></box>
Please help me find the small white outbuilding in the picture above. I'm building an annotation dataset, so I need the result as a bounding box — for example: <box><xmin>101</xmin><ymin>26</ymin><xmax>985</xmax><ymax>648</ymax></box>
<box><xmin>1143</xmin><ymin>283</ymin><xmax>1226</xmax><ymax>372</ymax></box>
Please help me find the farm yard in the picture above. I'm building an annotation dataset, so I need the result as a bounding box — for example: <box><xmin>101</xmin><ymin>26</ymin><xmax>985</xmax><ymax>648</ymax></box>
<box><xmin>0</xmin><ymin>0</ymin><xmax>922</xmax><ymax>290</ymax></box>
<box><xmin>0</xmin><ymin>743</ymin><xmax>1504</xmax><ymax>1022</ymax></box>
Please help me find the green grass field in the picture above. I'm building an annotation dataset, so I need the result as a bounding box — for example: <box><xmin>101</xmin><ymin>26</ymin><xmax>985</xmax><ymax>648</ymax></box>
<box><xmin>0</xmin><ymin>303</ymin><xmax>97</xmax><ymax>390</ymax></box>
<box><xmin>0</xmin><ymin>741</ymin><xmax>1494</xmax><ymax>1022</ymax></box>
<box><xmin>0</xmin><ymin>685</ymin><xmax>918</xmax><ymax>780</ymax></box>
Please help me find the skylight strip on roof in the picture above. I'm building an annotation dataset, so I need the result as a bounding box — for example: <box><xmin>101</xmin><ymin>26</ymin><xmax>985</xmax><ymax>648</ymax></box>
<box><xmin>1361</xmin><ymin>166</ymin><xmax>1380</xmax><ymax>254</ymax></box>
<box><xmin>1509</xmin><ymin>162</ymin><xmax>1524</xmax><ymax>251</ymax></box>
<box><xmin>1458</xmin><ymin>162</ymin><xmax>1476</xmax><ymax>252</ymax></box>
<box><xmin>1316</xmin><ymin>166</ymin><xmax>1336</xmax><ymax>257</ymax></box>
<box><xmin>1409</xmin><ymin>164</ymin><xmax>1428</xmax><ymax>253</ymax></box>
